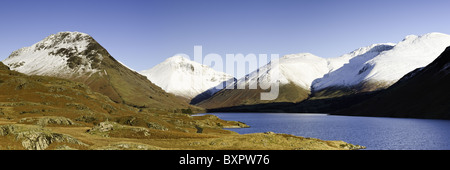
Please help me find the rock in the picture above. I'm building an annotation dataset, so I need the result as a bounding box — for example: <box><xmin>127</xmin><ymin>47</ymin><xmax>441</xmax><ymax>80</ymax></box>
<box><xmin>339</xmin><ymin>143</ymin><xmax>366</xmax><ymax>150</ymax></box>
<box><xmin>87</xmin><ymin>121</ymin><xmax>152</xmax><ymax>138</ymax></box>
<box><xmin>204</xmin><ymin>114</ymin><xmax>219</xmax><ymax>120</ymax></box>
<box><xmin>0</xmin><ymin>124</ymin><xmax>87</xmax><ymax>150</ymax></box>
<box><xmin>131</xmin><ymin>127</ymin><xmax>151</xmax><ymax>137</ymax></box>
<box><xmin>195</xmin><ymin>126</ymin><xmax>203</xmax><ymax>133</ymax></box>
<box><xmin>147</xmin><ymin>122</ymin><xmax>168</xmax><ymax>131</ymax></box>
<box><xmin>18</xmin><ymin>131</ymin><xmax>52</xmax><ymax>150</ymax></box>
<box><xmin>264</xmin><ymin>131</ymin><xmax>275</xmax><ymax>135</ymax></box>
<box><xmin>19</xmin><ymin>116</ymin><xmax>76</xmax><ymax>126</ymax></box>
<box><xmin>90</xmin><ymin>121</ymin><xmax>115</xmax><ymax>132</ymax></box>
<box><xmin>96</xmin><ymin>142</ymin><xmax>161</xmax><ymax>150</ymax></box>
<box><xmin>222</xmin><ymin>121</ymin><xmax>250</xmax><ymax>128</ymax></box>
<box><xmin>237</xmin><ymin>122</ymin><xmax>250</xmax><ymax>128</ymax></box>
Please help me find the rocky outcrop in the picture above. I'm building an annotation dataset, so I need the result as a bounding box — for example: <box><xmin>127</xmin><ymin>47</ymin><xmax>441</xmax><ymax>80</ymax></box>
<box><xmin>89</xmin><ymin>121</ymin><xmax>115</xmax><ymax>132</ymax></box>
<box><xmin>87</xmin><ymin>121</ymin><xmax>151</xmax><ymax>138</ymax></box>
<box><xmin>113</xmin><ymin>116</ymin><xmax>169</xmax><ymax>131</ymax></box>
<box><xmin>193</xmin><ymin>115</ymin><xmax>250</xmax><ymax>129</ymax></box>
<box><xmin>146</xmin><ymin>122</ymin><xmax>168</xmax><ymax>131</ymax></box>
<box><xmin>95</xmin><ymin>142</ymin><xmax>162</xmax><ymax>150</ymax></box>
<box><xmin>19</xmin><ymin>116</ymin><xmax>76</xmax><ymax>126</ymax></box>
<box><xmin>0</xmin><ymin>124</ymin><xmax>87</xmax><ymax>150</ymax></box>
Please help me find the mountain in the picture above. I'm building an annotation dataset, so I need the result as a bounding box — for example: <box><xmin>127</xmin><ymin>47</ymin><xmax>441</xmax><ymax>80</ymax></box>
<box><xmin>2</xmin><ymin>32</ymin><xmax>193</xmax><ymax>111</ymax></box>
<box><xmin>197</xmin><ymin>53</ymin><xmax>330</xmax><ymax>109</ymax></box>
<box><xmin>312</xmin><ymin>32</ymin><xmax>450</xmax><ymax>97</ymax></box>
<box><xmin>139</xmin><ymin>56</ymin><xmax>233</xmax><ymax>102</ymax></box>
<box><xmin>200</xmin><ymin>32</ymin><xmax>450</xmax><ymax>110</ymax></box>
<box><xmin>312</xmin><ymin>43</ymin><xmax>395</xmax><ymax>96</ymax></box>
<box><xmin>335</xmin><ymin>46</ymin><xmax>450</xmax><ymax>119</ymax></box>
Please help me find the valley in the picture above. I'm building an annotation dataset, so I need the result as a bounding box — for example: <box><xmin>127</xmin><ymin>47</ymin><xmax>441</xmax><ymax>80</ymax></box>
<box><xmin>0</xmin><ymin>32</ymin><xmax>363</xmax><ymax>150</ymax></box>
<box><xmin>1</xmin><ymin>30</ymin><xmax>449</xmax><ymax>150</ymax></box>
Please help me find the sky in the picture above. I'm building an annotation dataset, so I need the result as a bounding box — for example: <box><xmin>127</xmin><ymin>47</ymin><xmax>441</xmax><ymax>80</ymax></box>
<box><xmin>1</xmin><ymin>0</ymin><xmax>450</xmax><ymax>75</ymax></box>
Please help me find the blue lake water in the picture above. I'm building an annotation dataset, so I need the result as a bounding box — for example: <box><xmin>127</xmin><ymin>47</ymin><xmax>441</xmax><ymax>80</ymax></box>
<box><xmin>201</xmin><ymin>113</ymin><xmax>450</xmax><ymax>150</ymax></box>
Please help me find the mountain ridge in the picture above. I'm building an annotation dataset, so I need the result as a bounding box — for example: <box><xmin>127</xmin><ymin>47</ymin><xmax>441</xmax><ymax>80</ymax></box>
<box><xmin>199</xmin><ymin>32</ymin><xmax>450</xmax><ymax>109</ymax></box>
<box><xmin>313</xmin><ymin>32</ymin><xmax>450</xmax><ymax>94</ymax></box>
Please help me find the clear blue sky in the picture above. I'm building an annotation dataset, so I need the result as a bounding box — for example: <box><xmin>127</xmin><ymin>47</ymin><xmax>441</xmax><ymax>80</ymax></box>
<box><xmin>1</xmin><ymin>0</ymin><xmax>450</xmax><ymax>73</ymax></box>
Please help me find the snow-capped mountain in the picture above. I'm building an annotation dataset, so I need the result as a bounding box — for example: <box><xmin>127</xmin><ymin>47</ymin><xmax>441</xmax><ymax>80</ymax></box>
<box><xmin>324</xmin><ymin>43</ymin><xmax>396</xmax><ymax>74</ymax></box>
<box><xmin>198</xmin><ymin>32</ymin><xmax>450</xmax><ymax>108</ymax></box>
<box><xmin>4</xmin><ymin>32</ymin><xmax>100</xmax><ymax>78</ymax></box>
<box><xmin>313</xmin><ymin>32</ymin><xmax>450</xmax><ymax>92</ymax></box>
<box><xmin>2</xmin><ymin>31</ymin><xmax>193</xmax><ymax>110</ymax></box>
<box><xmin>242</xmin><ymin>53</ymin><xmax>329</xmax><ymax>90</ymax></box>
<box><xmin>337</xmin><ymin>46</ymin><xmax>450</xmax><ymax>119</ymax></box>
<box><xmin>197</xmin><ymin>53</ymin><xmax>331</xmax><ymax>109</ymax></box>
<box><xmin>140</xmin><ymin>56</ymin><xmax>234</xmax><ymax>99</ymax></box>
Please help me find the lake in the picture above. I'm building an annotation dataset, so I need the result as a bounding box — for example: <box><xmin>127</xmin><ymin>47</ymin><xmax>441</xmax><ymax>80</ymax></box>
<box><xmin>201</xmin><ymin>113</ymin><xmax>450</xmax><ymax>150</ymax></box>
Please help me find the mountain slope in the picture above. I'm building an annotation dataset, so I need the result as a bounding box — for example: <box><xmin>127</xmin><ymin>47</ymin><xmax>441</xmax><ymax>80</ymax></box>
<box><xmin>335</xmin><ymin>46</ymin><xmax>450</xmax><ymax>119</ymax></box>
<box><xmin>2</xmin><ymin>32</ymin><xmax>193</xmax><ymax>111</ymax></box>
<box><xmin>0</xmin><ymin>61</ymin><xmax>139</xmax><ymax>125</ymax></box>
<box><xmin>140</xmin><ymin>56</ymin><xmax>233</xmax><ymax>101</ymax></box>
<box><xmin>313</xmin><ymin>32</ymin><xmax>450</xmax><ymax>96</ymax></box>
<box><xmin>197</xmin><ymin>53</ymin><xmax>329</xmax><ymax>109</ymax></box>
<box><xmin>312</xmin><ymin>43</ymin><xmax>396</xmax><ymax>95</ymax></box>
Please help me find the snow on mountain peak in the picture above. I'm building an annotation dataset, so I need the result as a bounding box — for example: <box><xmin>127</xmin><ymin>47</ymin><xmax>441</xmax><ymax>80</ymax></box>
<box><xmin>166</xmin><ymin>55</ymin><xmax>189</xmax><ymax>62</ymax></box>
<box><xmin>403</xmin><ymin>35</ymin><xmax>419</xmax><ymax>42</ymax></box>
<box><xmin>365</xmin><ymin>32</ymin><xmax>450</xmax><ymax>80</ymax></box>
<box><xmin>3</xmin><ymin>31</ymin><xmax>102</xmax><ymax>78</ymax></box>
<box><xmin>239</xmin><ymin>53</ymin><xmax>329</xmax><ymax>90</ymax></box>
<box><xmin>33</xmin><ymin>32</ymin><xmax>91</xmax><ymax>52</ymax></box>
<box><xmin>282</xmin><ymin>53</ymin><xmax>317</xmax><ymax>60</ymax></box>
<box><xmin>313</xmin><ymin>32</ymin><xmax>450</xmax><ymax>91</ymax></box>
<box><xmin>312</xmin><ymin>43</ymin><xmax>396</xmax><ymax>90</ymax></box>
<box><xmin>324</xmin><ymin>43</ymin><xmax>396</xmax><ymax>73</ymax></box>
<box><xmin>140</xmin><ymin>55</ymin><xmax>234</xmax><ymax>99</ymax></box>
<box><xmin>345</xmin><ymin>43</ymin><xmax>396</xmax><ymax>58</ymax></box>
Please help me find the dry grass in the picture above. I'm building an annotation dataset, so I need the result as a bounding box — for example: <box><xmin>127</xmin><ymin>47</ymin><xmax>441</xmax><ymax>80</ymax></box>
<box><xmin>0</xmin><ymin>117</ymin><xmax>364</xmax><ymax>150</ymax></box>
